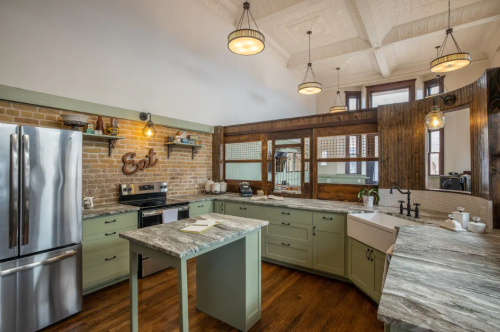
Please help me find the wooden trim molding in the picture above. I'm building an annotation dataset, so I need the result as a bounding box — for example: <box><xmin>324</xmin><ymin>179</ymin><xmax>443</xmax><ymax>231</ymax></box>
<box><xmin>345</xmin><ymin>91</ymin><xmax>362</xmax><ymax>111</ymax></box>
<box><xmin>424</xmin><ymin>75</ymin><xmax>445</xmax><ymax>97</ymax></box>
<box><xmin>365</xmin><ymin>79</ymin><xmax>416</xmax><ymax>108</ymax></box>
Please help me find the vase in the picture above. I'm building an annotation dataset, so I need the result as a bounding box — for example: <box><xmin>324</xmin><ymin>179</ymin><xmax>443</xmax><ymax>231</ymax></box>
<box><xmin>363</xmin><ymin>195</ymin><xmax>374</xmax><ymax>208</ymax></box>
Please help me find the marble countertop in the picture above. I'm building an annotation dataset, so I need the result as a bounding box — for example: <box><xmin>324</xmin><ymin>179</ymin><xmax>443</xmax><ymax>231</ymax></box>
<box><xmin>119</xmin><ymin>213</ymin><xmax>268</xmax><ymax>258</ymax></box>
<box><xmin>82</xmin><ymin>203</ymin><xmax>140</xmax><ymax>219</ymax></box>
<box><xmin>378</xmin><ymin>225</ymin><xmax>500</xmax><ymax>332</ymax></box>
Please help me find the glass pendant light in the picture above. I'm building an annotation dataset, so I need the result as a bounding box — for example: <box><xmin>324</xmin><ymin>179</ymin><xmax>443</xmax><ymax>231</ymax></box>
<box><xmin>228</xmin><ymin>1</ymin><xmax>265</xmax><ymax>56</ymax></box>
<box><xmin>298</xmin><ymin>31</ymin><xmax>322</xmax><ymax>95</ymax></box>
<box><xmin>139</xmin><ymin>112</ymin><xmax>156</xmax><ymax>137</ymax></box>
<box><xmin>329</xmin><ymin>68</ymin><xmax>347</xmax><ymax>113</ymax></box>
<box><xmin>425</xmin><ymin>104</ymin><xmax>446</xmax><ymax>130</ymax></box>
<box><xmin>430</xmin><ymin>0</ymin><xmax>471</xmax><ymax>73</ymax></box>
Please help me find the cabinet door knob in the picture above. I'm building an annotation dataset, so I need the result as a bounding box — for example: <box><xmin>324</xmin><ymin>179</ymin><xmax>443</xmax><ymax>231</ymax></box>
<box><xmin>198</xmin><ymin>205</ymin><xmax>204</xmax><ymax>208</ymax></box>
<box><xmin>239</xmin><ymin>207</ymin><xmax>247</xmax><ymax>210</ymax></box>
<box><xmin>281</xmin><ymin>212</ymin><xmax>290</xmax><ymax>215</ymax></box>
<box><xmin>105</xmin><ymin>219</ymin><xmax>116</xmax><ymax>224</ymax></box>
<box><xmin>281</xmin><ymin>222</ymin><xmax>291</xmax><ymax>226</ymax></box>
<box><xmin>281</xmin><ymin>242</ymin><xmax>290</xmax><ymax>246</ymax></box>
<box><xmin>366</xmin><ymin>249</ymin><xmax>370</xmax><ymax>260</ymax></box>
<box><xmin>322</xmin><ymin>217</ymin><xmax>333</xmax><ymax>220</ymax></box>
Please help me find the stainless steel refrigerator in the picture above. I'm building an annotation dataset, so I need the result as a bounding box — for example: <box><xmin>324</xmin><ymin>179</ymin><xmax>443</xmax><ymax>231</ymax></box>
<box><xmin>0</xmin><ymin>124</ymin><xmax>83</xmax><ymax>332</ymax></box>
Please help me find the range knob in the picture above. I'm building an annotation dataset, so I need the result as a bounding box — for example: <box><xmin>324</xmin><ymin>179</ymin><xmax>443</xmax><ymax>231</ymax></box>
<box><xmin>122</xmin><ymin>188</ymin><xmax>127</xmax><ymax>192</ymax></box>
<box><xmin>127</xmin><ymin>188</ymin><xmax>133</xmax><ymax>192</ymax></box>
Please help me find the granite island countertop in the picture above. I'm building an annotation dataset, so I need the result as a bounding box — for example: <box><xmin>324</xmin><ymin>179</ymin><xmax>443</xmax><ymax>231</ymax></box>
<box><xmin>378</xmin><ymin>225</ymin><xmax>500</xmax><ymax>332</ymax></box>
<box><xmin>82</xmin><ymin>203</ymin><xmax>140</xmax><ymax>219</ymax></box>
<box><xmin>119</xmin><ymin>213</ymin><xmax>268</xmax><ymax>258</ymax></box>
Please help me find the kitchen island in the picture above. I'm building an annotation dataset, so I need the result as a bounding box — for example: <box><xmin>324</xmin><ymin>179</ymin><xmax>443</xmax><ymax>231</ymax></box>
<box><xmin>119</xmin><ymin>213</ymin><xmax>268</xmax><ymax>332</ymax></box>
<box><xmin>378</xmin><ymin>225</ymin><xmax>500</xmax><ymax>332</ymax></box>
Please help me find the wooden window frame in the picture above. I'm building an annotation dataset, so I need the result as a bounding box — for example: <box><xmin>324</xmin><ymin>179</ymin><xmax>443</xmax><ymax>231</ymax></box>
<box><xmin>365</xmin><ymin>79</ymin><xmax>416</xmax><ymax>108</ymax></box>
<box><xmin>345</xmin><ymin>91</ymin><xmax>361</xmax><ymax>111</ymax></box>
<box><xmin>424</xmin><ymin>76</ymin><xmax>445</xmax><ymax>98</ymax></box>
<box><xmin>428</xmin><ymin>128</ymin><xmax>444</xmax><ymax>176</ymax></box>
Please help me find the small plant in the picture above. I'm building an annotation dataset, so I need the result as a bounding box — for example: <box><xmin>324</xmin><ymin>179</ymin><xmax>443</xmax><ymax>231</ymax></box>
<box><xmin>358</xmin><ymin>188</ymin><xmax>380</xmax><ymax>203</ymax></box>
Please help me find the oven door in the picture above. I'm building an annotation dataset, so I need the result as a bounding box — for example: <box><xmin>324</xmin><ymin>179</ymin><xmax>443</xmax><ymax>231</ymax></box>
<box><xmin>138</xmin><ymin>205</ymin><xmax>189</xmax><ymax>277</ymax></box>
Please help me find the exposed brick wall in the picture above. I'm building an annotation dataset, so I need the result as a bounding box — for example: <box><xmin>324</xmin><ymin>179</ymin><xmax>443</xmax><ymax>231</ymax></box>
<box><xmin>0</xmin><ymin>101</ymin><xmax>212</xmax><ymax>205</ymax></box>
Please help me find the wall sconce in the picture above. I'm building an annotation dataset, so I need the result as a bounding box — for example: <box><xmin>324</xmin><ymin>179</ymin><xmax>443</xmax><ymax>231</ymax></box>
<box><xmin>139</xmin><ymin>112</ymin><xmax>156</xmax><ymax>137</ymax></box>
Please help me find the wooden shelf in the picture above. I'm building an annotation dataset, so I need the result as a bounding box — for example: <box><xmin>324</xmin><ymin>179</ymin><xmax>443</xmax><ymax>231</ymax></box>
<box><xmin>165</xmin><ymin>142</ymin><xmax>204</xmax><ymax>159</ymax></box>
<box><xmin>82</xmin><ymin>133</ymin><xmax>125</xmax><ymax>156</ymax></box>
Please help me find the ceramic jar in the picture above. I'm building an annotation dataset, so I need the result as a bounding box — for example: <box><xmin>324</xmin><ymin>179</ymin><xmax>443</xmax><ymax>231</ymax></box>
<box><xmin>211</xmin><ymin>182</ymin><xmax>220</xmax><ymax>195</ymax></box>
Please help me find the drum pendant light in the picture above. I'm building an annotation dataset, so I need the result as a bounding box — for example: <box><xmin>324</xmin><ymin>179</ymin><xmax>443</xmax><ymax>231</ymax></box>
<box><xmin>228</xmin><ymin>1</ymin><xmax>265</xmax><ymax>56</ymax></box>
<box><xmin>430</xmin><ymin>0</ymin><xmax>471</xmax><ymax>73</ymax></box>
<box><xmin>329</xmin><ymin>68</ymin><xmax>347</xmax><ymax>113</ymax></box>
<box><xmin>298</xmin><ymin>31</ymin><xmax>322</xmax><ymax>95</ymax></box>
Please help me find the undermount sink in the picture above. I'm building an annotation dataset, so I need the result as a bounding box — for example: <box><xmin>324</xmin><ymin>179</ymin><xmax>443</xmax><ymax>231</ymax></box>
<box><xmin>347</xmin><ymin>213</ymin><xmax>419</xmax><ymax>253</ymax></box>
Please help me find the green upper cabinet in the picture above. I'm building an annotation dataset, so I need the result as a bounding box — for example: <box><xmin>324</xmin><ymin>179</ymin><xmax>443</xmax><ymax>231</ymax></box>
<box><xmin>347</xmin><ymin>236</ymin><xmax>385</xmax><ymax>303</ymax></box>
<box><xmin>312</xmin><ymin>212</ymin><xmax>345</xmax><ymax>276</ymax></box>
<box><xmin>214</xmin><ymin>201</ymin><xmax>225</xmax><ymax>214</ymax></box>
<box><xmin>189</xmin><ymin>201</ymin><xmax>213</xmax><ymax>217</ymax></box>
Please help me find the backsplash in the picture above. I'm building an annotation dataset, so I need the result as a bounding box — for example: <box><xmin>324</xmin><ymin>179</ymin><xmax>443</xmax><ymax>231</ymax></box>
<box><xmin>378</xmin><ymin>189</ymin><xmax>492</xmax><ymax>229</ymax></box>
<box><xmin>0</xmin><ymin>101</ymin><xmax>212</xmax><ymax>205</ymax></box>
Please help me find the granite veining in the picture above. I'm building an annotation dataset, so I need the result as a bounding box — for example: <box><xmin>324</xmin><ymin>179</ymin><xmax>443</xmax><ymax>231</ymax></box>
<box><xmin>82</xmin><ymin>203</ymin><xmax>140</xmax><ymax>219</ymax></box>
<box><xmin>119</xmin><ymin>213</ymin><xmax>268</xmax><ymax>258</ymax></box>
<box><xmin>175</xmin><ymin>193</ymin><xmax>448</xmax><ymax>226</ymax></box>
<box><xmin>378</xmin><ymin>225</ymin><xmax>500</xmax><ymax>332</ymax></box>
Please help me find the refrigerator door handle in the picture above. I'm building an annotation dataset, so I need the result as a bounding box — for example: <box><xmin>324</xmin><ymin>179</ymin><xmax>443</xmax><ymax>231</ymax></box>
<box><xmin>0</xmin><ymin>250</ymin><xmax>77</xmax><ymax>276</ymax></box>
<box><xmin>22</xmin><ymin>134</ymin><xmax>30</xmax><ymax>246</ymax></box>
<box><xmin>9</xmin><ymin>133</ymin><xmax>19</xmax><ymax>249</ymax></box>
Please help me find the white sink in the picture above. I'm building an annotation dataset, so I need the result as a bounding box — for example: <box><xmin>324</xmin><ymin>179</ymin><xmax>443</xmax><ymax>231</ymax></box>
<box><xmin>347</xmin><ymin>213</ymin><xmax>419</xmax><ymax>253</ymax></box>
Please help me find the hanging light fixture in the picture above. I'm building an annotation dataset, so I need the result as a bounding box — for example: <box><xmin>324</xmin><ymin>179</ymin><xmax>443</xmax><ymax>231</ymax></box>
<box><xmin>298</xmin><ymin>31</ymin><xmax>322</xmax><ymax>95</ymax></box>
<box><xmin>425</xmin><ymin>101</ymin><xmax>446</xmax><ymax>131</ymax></box>
<box><xmin>329</xmin><ymin>68</ymin><xmax>347</xmax><ymax>113</ymax></box>
<box><xmin>228</xmin><ymin>1</ymin><xmax>265</xmax><ymax>56</ymax></box>
<box><xmin>139</xmin><ymin>112</ymin><xmax>156</xmax><ymax>137</ymax></box>
<box><xmin>430</xmin><ymin>0</ymin><xmax>470</xmax><ymax>73</ymax></box>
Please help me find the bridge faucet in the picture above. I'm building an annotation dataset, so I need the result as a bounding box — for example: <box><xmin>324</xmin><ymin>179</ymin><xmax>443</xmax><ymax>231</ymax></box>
<box><xmin>390</xmin><ymin>186</ymin><xmax>419</xmax><ymax>218</ymax></box>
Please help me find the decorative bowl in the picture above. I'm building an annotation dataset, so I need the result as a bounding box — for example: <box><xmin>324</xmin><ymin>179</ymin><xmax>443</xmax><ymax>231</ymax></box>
<box><xmin>61</xmin><ymin>114</ymin><xmax>89</xmax><ymax>131</ymax></box>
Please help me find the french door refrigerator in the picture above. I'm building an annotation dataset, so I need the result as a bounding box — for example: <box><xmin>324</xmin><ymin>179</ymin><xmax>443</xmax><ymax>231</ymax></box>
<box><xmin>0</xmin><ymin>124</ymin><xmax>82</xmax><ymax>332</ymax></box>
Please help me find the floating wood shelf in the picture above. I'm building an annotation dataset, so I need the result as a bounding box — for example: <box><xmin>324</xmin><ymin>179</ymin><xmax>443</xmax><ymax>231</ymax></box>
<box><xmin>82</xmin><ymin>133</ymin><xmax>125</xmax><ymax>156</ymax></box>
<box><xmin>165</xmin><ymin>142</ymin><xmax>203</xmax><ymax>159</ymax></box>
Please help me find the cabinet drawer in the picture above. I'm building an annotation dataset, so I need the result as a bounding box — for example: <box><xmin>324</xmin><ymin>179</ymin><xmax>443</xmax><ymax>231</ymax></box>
<box><xmin>83</xmin><ymin>250</ymin><xmax>129</xmax><ymax>290</ymax></box>
<box><xmin>313</xmin><ymin>212</ymin><xmax>345</xmax><ymax>232</ymax></box>
<box><xmin>264</xmin><ymin>219</ymin><xmax>313</xmax><ymax>245</ymax></box>
<box><xmin>189</xmin><ymin>202</ymin><xmax>213</xmax><ymax>217</ymax></box>
<box><xmin>262</xmin><ymin>238</ymin><xmax>312</xmax><ymax>268</ymax></box>
<box><xmin>264</xmin><ymin>207</ymin><xmax>312</xmax><ymax>225</ymax></box>
<box><xmin>83</xmin><ymin>212</ymin><xmax>137</xmax><ymax>236</ymax></box>
<box><xmin>83</xmin><ymin>226</ymin><xmax>136</xmax><ymax>263</ymax></box>
<box><xmin>225</xmin><ymin>202</ymin><xmax>264</xmax><ymax>219</ymax></box>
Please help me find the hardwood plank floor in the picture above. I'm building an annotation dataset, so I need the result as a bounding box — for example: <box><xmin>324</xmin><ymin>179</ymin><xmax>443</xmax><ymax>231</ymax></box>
<box><xmin>42</xmin><ymin>260</ymin><xmax>383</xmax><ymax>332</ymax></box>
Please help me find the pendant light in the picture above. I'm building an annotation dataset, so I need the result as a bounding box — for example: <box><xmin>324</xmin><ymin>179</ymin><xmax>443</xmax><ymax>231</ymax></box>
<box><xmin>139</xmin><ymin>112</ymin><xmax>156</xmax><ymax>137</ymax></box>
<box><xmin>430</xmin><ymin>0</ymin><xmax>471</xmax><ymax>73</ymax></box>
<box><xmin>329</xmin><ymin>68</ymin><xmax>347</xmax><ymax>113</ymax></box>
<box><xmin>298</xmin><ymin>31</ymin><xmax>322</xmax><ymax>95</ymax></box>
<box><xmin>425</xmin><ymin>102</ymin><xmax>446</xmax><ymax>131</ymax></box>
<box><xmin>228</xmin><ymin>1</ymin><xmax>265</xmax><ymax>56</ymax></box>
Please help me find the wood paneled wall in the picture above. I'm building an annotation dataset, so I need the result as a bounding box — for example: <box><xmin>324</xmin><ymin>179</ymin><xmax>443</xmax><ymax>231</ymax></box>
<box><xmin>487</xmin><ymin>68</ymin><xmax>500</xmax><ymax>229</ymax></box>
<box><xmin>378</xmin><ymin>71</ymin><xmax>490</xmax><ymax>200</ymax></box>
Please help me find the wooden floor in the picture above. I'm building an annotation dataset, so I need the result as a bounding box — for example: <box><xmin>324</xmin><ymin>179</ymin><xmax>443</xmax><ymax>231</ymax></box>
<box><xmin>43</xmin><ymin>260</ymin><xmax>383</xmax><ymax>332</ymax></box>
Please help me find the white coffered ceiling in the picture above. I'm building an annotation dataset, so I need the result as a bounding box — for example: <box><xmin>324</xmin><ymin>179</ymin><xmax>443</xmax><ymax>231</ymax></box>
<box><xmin>195</xmin><ymin>0</ymin><xmax>500</xmax><ymax>89</ymax></box>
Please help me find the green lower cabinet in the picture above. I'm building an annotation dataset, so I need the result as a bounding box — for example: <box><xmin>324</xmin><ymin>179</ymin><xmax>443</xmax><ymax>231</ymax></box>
<box><xmin>225</xmin><ymin>202</ymin><xmax>264</xmax><ymax>220</ymax></box>
<box><xmin>262</xmin><ymin>237</ymin><xmax>312</xmax><ymax>268</ymax></box>
<box><xmin>190</xmin><ymin>201</ymin><xmax>213</xmax><ymax>217</ymax></box>
<box><xmin>82</xmin><ymin>212</ymin><xmax>138</xmax><ymax>293</ymax></box>
<box><xmin>264</xmin><ymin>219</ymin><xmax>313</xmax><ymax>246</ymax></box>
<box><xmin>214</xmin><ymin>201</ymin><xmax>225</xmax><ymax>214</ymax></box>
<box><xmin>347</xmin><ymin>237</ymin><xmax>385</xmax><ymax>303</ymax></box>
<box><xmin>312</xmin><ymin>212</ymin><xmax>345</xmax><ymax>276</ymax></box>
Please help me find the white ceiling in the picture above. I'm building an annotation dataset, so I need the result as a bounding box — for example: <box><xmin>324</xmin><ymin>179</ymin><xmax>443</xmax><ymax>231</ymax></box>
<box><xmin>196</xmin><ymin>0</ymin><xmax>500</xmax><ymax>89</ymax></box>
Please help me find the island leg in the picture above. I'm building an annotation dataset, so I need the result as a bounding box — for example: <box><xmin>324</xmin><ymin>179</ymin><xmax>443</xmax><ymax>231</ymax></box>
<box><xmin>129</xmin><ymin>248</ymin><xmax>138</xmax><ymax>332</ymax></box>
<box><xmin>178</xmin><ymin>259</ymin><xmax>189</xmax><ymax>332</ymax></box>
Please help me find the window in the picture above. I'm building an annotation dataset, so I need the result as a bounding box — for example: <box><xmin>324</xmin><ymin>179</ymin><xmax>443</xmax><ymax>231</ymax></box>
<box><xmin>345</xmin><ymin>91</ymin><xmax>361</xmax><ymax>111</ymax></box>
<box><xmin>424</xmin><ymin>76</ymin><xmax>445</xmax><ymax>98</ymax></box>
<box><xmin>428</xmin><ymin>129</ymin><xmax>444</xmax><ymax>175</ymax></box>
<box><xmin>366</xmin><ymin>79</ymin><xmax>416</xmax><ymax>108</ymax></box>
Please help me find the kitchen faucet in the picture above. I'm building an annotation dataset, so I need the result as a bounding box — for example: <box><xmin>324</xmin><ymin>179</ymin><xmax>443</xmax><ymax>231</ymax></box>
<box><xmin>390</xmin><ymin>186</ymin><xmax>420</xmax><ymax>218</ymax></box>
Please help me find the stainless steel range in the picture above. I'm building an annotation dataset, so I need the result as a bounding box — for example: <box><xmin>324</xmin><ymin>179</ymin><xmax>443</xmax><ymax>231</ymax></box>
<box><xmin>119</xmin><ymin>181</ymin><xmax>189</xmax><ymax>277</ymax></box>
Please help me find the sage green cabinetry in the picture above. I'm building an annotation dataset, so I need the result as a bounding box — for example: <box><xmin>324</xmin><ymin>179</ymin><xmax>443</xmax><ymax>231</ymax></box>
<box><xmin>263</xmin><ymin>219</ymin><xmax>313</xmax><ymax>246</ymax></box>
<box><xmin>83</xmin><ymin>212</ymin><xmax>138</xmax><ymax>293</ymax></box>
<box><xmin>189</xmin><ymin>201</ymin><xmax>213</xmax><ymax>217</ymax></box>
<box><xmin>262</xmin><ymin>237</ymin><xmax>312</xmax><ymax>268</ymax></box>
<box><xmin>312</xmin><ymin>212</ymin><xmax>345</xmax><ymax>276</ymax></box>
<box><xmin>347</xmin><ymin>236</ymin><xmax>385</xmax><ymax>303</ymax></box>
<box><xmin>225</xmin><ymin>202</ymin><xmax>264</xmax><ymax>219</ymax></box>
<box><xmin>263</xmin><ymin>206</ymin><xmax>312</xmax><ymax>225</ymax></box>
<box><xmin>214</xmin><ymin>201</ymin><xmax>225</xmax><ymax>214</ymax></box>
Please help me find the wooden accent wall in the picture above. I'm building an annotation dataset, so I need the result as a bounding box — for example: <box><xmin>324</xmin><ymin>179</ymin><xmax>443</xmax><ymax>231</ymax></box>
<box><xmin>212</xmin><ymin>126</ymin><xmax>223</xmax><ymax>182</ymax></box>
<box><xmin>378</xmin><ymin>71</ymin><xmax>490</xmax><ymax>200</ymax></box>
<box><xmin>487</xmin><ymin>68</ymin><xmax>500</xmax><ymax>229</ymax></box>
